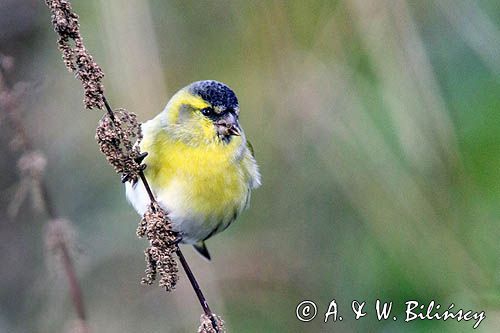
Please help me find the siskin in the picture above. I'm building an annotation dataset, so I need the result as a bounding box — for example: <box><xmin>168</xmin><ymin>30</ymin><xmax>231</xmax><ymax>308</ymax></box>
<box><xmin>126</xmin><ymin>80</ymin><xmax>261</xmax><ymax>260</ymax></box>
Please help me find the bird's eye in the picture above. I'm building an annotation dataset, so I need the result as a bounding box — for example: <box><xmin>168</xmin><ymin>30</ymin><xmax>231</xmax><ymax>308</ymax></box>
<box><xmin>201</xmin><ymin>107</ymin><xmax>214</xmax><ymax>116</ymax></box>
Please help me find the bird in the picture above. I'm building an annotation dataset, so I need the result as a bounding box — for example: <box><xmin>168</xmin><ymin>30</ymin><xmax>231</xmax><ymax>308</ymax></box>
<box><xmin>126</xmin><ymin>80</ymin><xmax>261</xmax><ymax>260</ymax></box>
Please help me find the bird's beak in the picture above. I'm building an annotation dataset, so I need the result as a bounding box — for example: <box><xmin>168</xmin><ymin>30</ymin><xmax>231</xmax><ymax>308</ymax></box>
<box><xmin>216</xmin><ymin>112</ymin><xmax>241</xmax><ymax>137</ymax></box>
<box><xmin>227</xmin><ymin>125</ymin><xmax>241</xmax><ymax>136</ymax></box>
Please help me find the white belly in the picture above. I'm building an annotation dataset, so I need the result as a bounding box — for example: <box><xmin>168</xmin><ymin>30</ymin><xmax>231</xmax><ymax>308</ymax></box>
<box><xmin>125</xmin><ymin>179</ymin><xmax>245</xmax><ymax>243</ymax></box>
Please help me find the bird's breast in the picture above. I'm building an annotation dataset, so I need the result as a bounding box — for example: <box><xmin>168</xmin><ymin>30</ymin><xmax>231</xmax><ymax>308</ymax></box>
<box><xmin>141</xmin><ymin>132</ymin><xmax>249</xmax><ymax>242</ymax></box>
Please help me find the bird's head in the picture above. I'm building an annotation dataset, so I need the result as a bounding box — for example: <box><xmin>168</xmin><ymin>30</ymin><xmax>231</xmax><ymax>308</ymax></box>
<box><xmin>161</xmin><ymin>80</ymin><xmax>243</xmax><ymax>145</ymax></box>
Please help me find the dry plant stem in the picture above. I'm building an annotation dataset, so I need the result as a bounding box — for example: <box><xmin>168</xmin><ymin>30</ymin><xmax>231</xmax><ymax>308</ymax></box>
<box><xmin>40</xmin><ymin>181</ymin><xmax>57</xmax><ymax>219</ymax></box>
<box><xmin>177</xmin><ymin>248</ymin><xmax>219</xmax><ymax>332</ymax></box>
<box><xmin>0</xmin><ymin>57</ymin><xmax>89</xmax><ymax>332</ymax></box>
<box><xmin>40</xmin><ymin>182</ymin><xmax>87</xmax><ymax>324</ymax></box>
<box><xmin>59</xmin><ymin>239</ymin><xmax>87</xmax><ymax>322</ymax></box>
<box><xmin>102</xmin><ymin>96</ymin><xmax>115</xmax><ymax>121</ymax></box>
<box><xmin>138</xmin><ymin>171</ymin><xmax>157</xmax><ymax>205</ymax></box>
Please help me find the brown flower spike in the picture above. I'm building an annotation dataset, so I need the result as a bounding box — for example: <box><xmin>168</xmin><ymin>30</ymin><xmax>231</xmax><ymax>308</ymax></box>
<box><xmin>95</xmin><ymin>109</ymin><xmax>144</xmax><ymax>183</ymax></box>
<box><xmin>137</xmin><ymin>202</ymin><xmax>179</xmax><ymax>291</ymax></box>
<box><xmin>198</xmin><ymin>314</ymin><xmax>226</xmax><ymax>333</ymax></box>
<box><xmin>45</xmin><ymin>0</ymin><xmax>105</xmax><ymax>109</ymax></box>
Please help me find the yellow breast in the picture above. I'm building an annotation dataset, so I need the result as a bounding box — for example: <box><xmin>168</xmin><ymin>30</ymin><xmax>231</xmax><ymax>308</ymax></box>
<box><xmin>141</xmin><ymin>127</ymin><xmax>248</xmax><ymax>221</ymax></box>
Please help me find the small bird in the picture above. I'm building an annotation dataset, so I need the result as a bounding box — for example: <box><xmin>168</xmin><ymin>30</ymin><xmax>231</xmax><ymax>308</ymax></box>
<box><xmin>126</xmin><ymin>80</ymin><xmax>261</xmax><ymax>260</ymax></box>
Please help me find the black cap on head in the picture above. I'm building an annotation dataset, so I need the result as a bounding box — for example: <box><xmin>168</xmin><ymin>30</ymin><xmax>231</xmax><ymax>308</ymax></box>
<box><xmin>188</xmin><ymin>80</ymin><xmax>239</xmax><ymax>112</ymax></box>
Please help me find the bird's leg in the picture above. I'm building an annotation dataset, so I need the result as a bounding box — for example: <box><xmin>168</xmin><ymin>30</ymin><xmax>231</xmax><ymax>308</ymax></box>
<box><xmin>120</xmin><ymin>153</ymin><xmax>149</xmax><ymax>183</ymax></box>
<box><xmin>169</xmin><ymin>234</ymin><xmax>183</xmax><ymax>247</ymax></box>
<box><xmin>134</xmin><ymin>152</ymin><xmax>148</xmax><ymax>164</ymax></box>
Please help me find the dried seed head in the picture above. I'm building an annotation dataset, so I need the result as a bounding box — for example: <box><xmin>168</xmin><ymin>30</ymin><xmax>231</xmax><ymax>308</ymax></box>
<box><xmin>43</xmin><ymin>219</ymin><xmax>82</xmax><ymax>291</ymax></box>
<box><xmin>7</xmin><ymin>151</ymin><xmax>48</xmax><ymax>216</ymax></box>
<box><xmin>198</xmin><ymin>314</ymin><xmax>226</xmax><ymax>333</ymax></box>
<box><xmin>95</xmin><ymin>109</ymin><xmax>143</xmax><ymax>183</ymax></box>
<box><xmin>17</xmin><ymin>151</ymin><xmax>47</xmax><ymax>178</ymax></box>
<box><xmin>45</xmin><ymin>0</ymin><xmax>104</xmax><ymax>109</ymax></box>
<box><xmin>18</xmin><ymin>151</ymin><xmax>48</xmax><ymax>212</ymax></box>
<box><xmin>44</xmin><ymin>218</ymin><xmax>76</xmax><ymax>252</ymax></box>
<box><xmin>137</xmin><ymin>202</ymin><xmax>179</xmax><ymax>291</ymax></box>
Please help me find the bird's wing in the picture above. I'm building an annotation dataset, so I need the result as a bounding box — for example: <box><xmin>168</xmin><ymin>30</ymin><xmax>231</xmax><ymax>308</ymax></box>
<box><xmin>246</xmin><ymin>140</ymin><xmax>255</xmax><ymax>157</ymax></box>
<box><xmin>243</xmin><ymin>139</ymin><xmax>261</xmax><ymax>189</ymax></box>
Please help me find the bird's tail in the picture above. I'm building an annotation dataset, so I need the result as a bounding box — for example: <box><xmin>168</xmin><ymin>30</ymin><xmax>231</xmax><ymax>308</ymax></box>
<box><xmin>193</xmin><ymin>241</ymin><xmax>211</xmax><ymax>261</ymax></box>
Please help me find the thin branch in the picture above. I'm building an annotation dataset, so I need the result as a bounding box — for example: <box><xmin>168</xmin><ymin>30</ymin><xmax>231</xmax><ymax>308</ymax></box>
<box><xmin>138</xmin><ymin>171</ymin><xmax>157</xmax><ymax>205</ymax></box>
<box><xmin>102</xmin><ymin>96</ymin><xmax>115</xmax><ymax>121</ymax></box>
<box><xmin>177</xmin><ymin>248</ymin><xmax>219</xmax><ymax>331</ymax></box>
<box><xmin>40</xmin><ymin>181</ymin><xmax>58</xmax><ymax>219</ymax></box>
<box><xmin>59</xmin><ymin>240</ymin><xmax>87</xmax><ymax>322</ymax></box>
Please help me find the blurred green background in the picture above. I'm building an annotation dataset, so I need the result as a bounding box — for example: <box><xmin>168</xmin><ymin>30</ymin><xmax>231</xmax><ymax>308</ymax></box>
<box><xmin>1</xmin><ymin>0</ymin><xmax>500</xmax><ymax>332</ymax></box>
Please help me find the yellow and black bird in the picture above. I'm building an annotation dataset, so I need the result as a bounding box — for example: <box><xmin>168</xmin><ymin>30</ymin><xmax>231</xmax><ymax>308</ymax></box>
<box><xmin>126</xmin><ymin>80</ymin><xmax>261</xmax><ymax>260</ymax></box>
